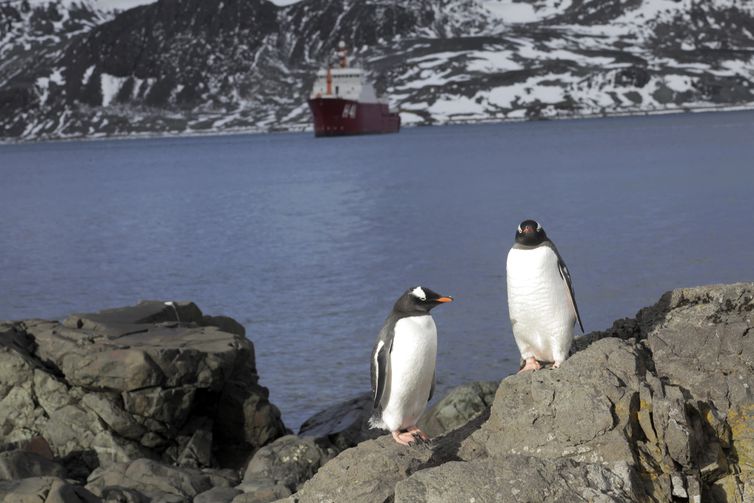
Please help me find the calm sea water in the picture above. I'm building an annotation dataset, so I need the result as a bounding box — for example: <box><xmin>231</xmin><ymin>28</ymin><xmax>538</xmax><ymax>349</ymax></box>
<box><xmin>1</xmin><ymin>111</ymin><xmax>753</xmax><ymax>429</ymax></box>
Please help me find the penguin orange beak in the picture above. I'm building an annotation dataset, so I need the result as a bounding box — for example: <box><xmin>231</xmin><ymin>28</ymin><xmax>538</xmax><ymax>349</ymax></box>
<box><xmin>435</xmin><ymin>296</ymin><xmax>453</xmax><ymax>303</ymax></box>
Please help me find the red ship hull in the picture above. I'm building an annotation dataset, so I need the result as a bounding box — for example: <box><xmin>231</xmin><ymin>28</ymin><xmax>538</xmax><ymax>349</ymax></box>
<box><xmin>308</xmin><ymin>98</ymin><xmax>400</xmax><ymax>137</ymax></box>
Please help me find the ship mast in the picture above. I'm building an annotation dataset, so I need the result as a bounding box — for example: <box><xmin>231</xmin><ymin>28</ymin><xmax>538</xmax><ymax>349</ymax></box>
<box><xmin>337</xmin><ymin>40</ymin><xmax>348</xmax><ymax>69</ymax></box>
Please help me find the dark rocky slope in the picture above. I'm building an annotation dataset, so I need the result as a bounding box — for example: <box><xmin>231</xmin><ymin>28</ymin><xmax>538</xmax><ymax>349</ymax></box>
<box><xmin>1</xmin><ymin>0</ymin><xmax>753</xmax><ymax>140</ymax></box>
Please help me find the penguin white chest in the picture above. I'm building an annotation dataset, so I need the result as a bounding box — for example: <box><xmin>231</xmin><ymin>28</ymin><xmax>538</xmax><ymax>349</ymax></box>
<box><xmin>506</xmin><ymin>246</ymin><xmax>575</xmax><ymax>363</ymax></box>
<box><xmin>381</xmin><ymin>315</ymin><xmax>437</xmax><ymax>431</ymax></box>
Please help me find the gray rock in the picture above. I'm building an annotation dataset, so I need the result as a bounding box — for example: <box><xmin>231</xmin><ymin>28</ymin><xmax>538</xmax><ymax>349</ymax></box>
<box><xmin>214</xmin><ymin>375</ymin><xmax>287</xmax><ymax>468</ymax></box>
<box><xmin>122</xmin><ymin>386</ymin><xmax>196</xmax><ymax>425</ymax></box>
<box><xmin>242</xmin><ymin>435</ymin><xmax>331</xmax><ymax>492</ymax></box>
<box><xmin>176</xmin><ymin>418</ymin><xmax>213</xmax><ymax>468</ymax></box>
<box><xmin>0</xmin><ymin>476</ymin><xmax>98</xmax><ymax>503</ymax></box>
<box><xmin>0</xmin><ymin>301</ymin><xmax>287</xmax><ymax>477</ymax></box>
<box><xmin>418</xmin><ymin>381</ymin><xmax>498</xmax><ymax>437</ymax></box>
<box><xmin>640</xmin><ymin>283</ymin><xmax>754</xmax><ymax>412</ymax></box>
<box><xmin>297</xmin><ymin>392</ymin><xmax>380</xmax><ymax>452</ymax></box>
<box><xmin>233</xmin><ymin>482</ymin><xmax>291</xmax><ymax>503</ymax></box>
<box><xmin>202</xmin><ymin>467</ymin><xmax>241</xmax><ymax>488</ymax></box>
<box><xmin>86</xmin><ymin>458</ymin><xmax>213</xmax><ymax>501</ymax></box>
<box><xmin>202</xmin><ymin>315</ymin><xmax>246</xmax><ymax>338</ymax></box>
<box><xmin>63</xmin><ymin>300</ymin><xmax>204</xmax><ymax>335</ymax></box>
<box><xmin>283</xmin><ymin>436</ymin><xmax>433</xmax><ymax>502</ymax></box>
<box><xmin>283</xmin><ymin>283</ymin><xmax>754</xmax><ymax>502</ymax></box>
<box><xmin>195</xmin><ymin>486</ymin><xmax>243</xmax><ymax>503</ymax></box>
<box><xmin>394</xmin><ymin>457</ymin><xmax>644</xmax><ymax>502</ymax></box>
<box><xmin>461</xmin><ymin>337</ymin><xmax>644</xmax><ymax>464</ymax></box>
<box><xmin>0</xmin><ymin>449</ymin><xmax>65</xmax><ymax>481</ymax></box>
<box><xmin>81</xmin><ymin>392</ymin><xmax>146</xmax><ymax>440</ymax></box>
<box><xmin>100</xmin><ymin>486</ymin><xmax>148</xmax><ymax>503</ymax></box>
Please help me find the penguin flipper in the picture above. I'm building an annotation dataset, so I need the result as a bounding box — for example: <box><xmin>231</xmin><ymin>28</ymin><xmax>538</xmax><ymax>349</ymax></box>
<box><xmin>428</xmin><ymin>369</ymin><xmax>436</xmax><ymax>402</ymax></box>
<box><xmin>371</xmin><ymin>325</ymin><xmax>394</xmax><ymax>409</ymax></box>
<box><xmin>557</xmin><ymin>256</ymin><xmax>584</xmax><ymax>333</ymax></box>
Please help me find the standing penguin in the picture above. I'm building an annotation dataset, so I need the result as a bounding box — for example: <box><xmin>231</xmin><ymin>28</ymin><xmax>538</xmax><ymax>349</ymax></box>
<box><xmin>369</xmin><ymin>286</ymin><xmax>453</xmax><ymax>445</ymax></box>
<box><xmin>506</xmin><ymin>220</ymin><xmax>583</xmax><ymax>372</ymax></box>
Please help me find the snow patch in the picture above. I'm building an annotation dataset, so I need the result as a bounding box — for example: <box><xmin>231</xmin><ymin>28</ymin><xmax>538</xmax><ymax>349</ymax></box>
<box><xmin>101</xmin><ymin>73</ymin><xmax>128</xmax><ymax>106</ymax></box>
<box><xmin>428</xmin><ymin>95</ymin><xmax>486</xmax><ymax>117</ymax></box>
<box><xmin>50</xmin><ymin>68</ymin><xmax>64</xmax><ymax>86</ymax></box>
<box><xmin>481</xmin><ymin>0</ymin><xmax>571</xmax><ymax>23</ymax></box>
<box><xmin>664</xmin><ymin>75</ymin><xmax>691</xmax><ymax>93</ymax></box>
<box><xmin>467</xmin><ymin>50</ymin><xmax>523</xmax><ymax>72</ymax></box>
<box><xmin>83</xmin><ymin>65</ymin><xmax>96</xmax><ymax>85</ymax></box>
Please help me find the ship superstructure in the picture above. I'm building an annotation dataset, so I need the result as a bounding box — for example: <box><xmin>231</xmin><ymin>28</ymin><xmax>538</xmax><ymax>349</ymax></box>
<box><xmin>307</xmin><ymin>43</ymin><xmax>400</xmax><ymax>137</ymax></box>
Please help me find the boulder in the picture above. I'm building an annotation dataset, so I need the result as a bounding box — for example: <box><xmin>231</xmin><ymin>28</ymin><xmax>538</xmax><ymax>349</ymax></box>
<box><xmin>394</xmin><ymin>457</ymin><xmax>643</xmax><ymax>502</ymax></box>
<box><xmin>233</xmin><ymin>482</ymin><xmax>291</xmax><ymax>503</ymax></box>
<box><xmin>86</xmin><ymin>458</ymin><xmax>214</xmax><ymax>501</ymax></box>
<box><xmin>460</xmin><ymin>337</ymin><xmax>644</xmax><ymax>464</ymax></box>
<box><xmin>297</xmin><ymin>392</ymin><xmax>379</xmax><ymax>452</ymax></box>
<box><xmin>281</xmin><ymin>436</ymin><xmax>436</xmax><ymax>502</ymax></box>
<box><xmin>241</xmin><ymin>435</ymin><xmax>332</xmax><ymax>492</ymax></box>
<box><xmin>195</xmin><ymin>486</ymin><xmax>243</xmax><ymax>503</ymax></box>
<box><xmin>417</xmin><ymin>380</ymin><xmax>498</xmax><ymax>437</ymax></box>
<box><xmin>0</xmin><ymin>476</ymin><xmax>99</xmax><ymax>502</ymax></box>
<box><xmin>278</xmin><ymin>382</ymin><xmax>495</xmax><ymax>494</ymax></box>
<box><xmin>0</xmin><ymin>301</ymin><xmax>287</xmax><ymax>480</ymax></box>
<box><xmin>0</xmin><ymin>449</ymin><xmax>65</xmax><ymax>481</ymax></box>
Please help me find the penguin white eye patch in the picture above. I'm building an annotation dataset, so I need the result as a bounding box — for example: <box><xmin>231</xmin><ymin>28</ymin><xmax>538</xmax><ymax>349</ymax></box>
<box><xmin>517</xmin><ymin>222</ymin><xmax>543</xmax><ymax>232</ymax></box>
<box><xmin>410</xmin><ymin>286</ymin><xmax>427</xmax><ymax>300</ymax></box>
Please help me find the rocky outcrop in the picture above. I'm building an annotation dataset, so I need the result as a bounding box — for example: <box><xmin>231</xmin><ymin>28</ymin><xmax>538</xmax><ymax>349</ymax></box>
<box><xmin>1</xmin><ymin>283</ymin><xmax>751</xmax><ymax>502</ymax></box>
<box><xmin>297</xmin><ymin>392</ymin><xmax>379</xmax><ymax>453</ymax></box>
<box><xmin>240</xmin><ymin>435</ymin><xmax>332</xmax><ymax>496</ymax></box>
<box><xmin>283</xmin><ymin>282</ymin><xmax>754</xmax><ymax>502</ymax></box>
<box><xmin>0</xmin><ymin>300</ymin><xmax>287</xmax><ymax>484</ymax></box>
<box><xmin>294</xmin><ymin>380</ymin><xmax>498</xmax><ymax>455</ymax></box>
<box><xmin>418</xmin><ymin>380</ymin><xmax>497</xmax><ymax>438</ymax></box>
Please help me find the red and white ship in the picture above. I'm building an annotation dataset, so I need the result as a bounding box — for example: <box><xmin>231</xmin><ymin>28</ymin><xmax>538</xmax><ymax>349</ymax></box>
<box><xmin>308</xmin><ymin>43</ymin><xmax>400</xmax><ymax>137</ymax></box>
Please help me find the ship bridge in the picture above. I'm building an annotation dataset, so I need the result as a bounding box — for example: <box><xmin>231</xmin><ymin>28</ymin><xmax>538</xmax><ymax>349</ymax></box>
<box><xmin>309</xmin><ymin>43</ymin><xmax>383</xmax><ymax>104</ymax></box>
<box><xmin>310</xmin><ymin>67</ymin><xmax>381</xmax><ymax>104</ymax></box>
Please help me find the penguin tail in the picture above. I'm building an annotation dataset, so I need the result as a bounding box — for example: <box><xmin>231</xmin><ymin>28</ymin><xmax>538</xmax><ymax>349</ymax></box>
<box><xmin>367</xmin><ymin>415</ymin><xmax>387</xmax><ymax>431</ymax></box>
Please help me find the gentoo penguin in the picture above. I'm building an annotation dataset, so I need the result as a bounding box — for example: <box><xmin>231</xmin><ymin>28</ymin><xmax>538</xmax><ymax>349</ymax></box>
<box><xmin>369</xmin><ymin>286</ymin><xmax>453</xmax><ymax>445</ymax></box>
<box><xmin>506</xmin><ymin>220</ymin><xmax>583</xmax><ymax>372</ymax></box>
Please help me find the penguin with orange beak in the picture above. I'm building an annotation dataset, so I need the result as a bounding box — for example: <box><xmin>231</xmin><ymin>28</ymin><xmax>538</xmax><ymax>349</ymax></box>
<box><xmin>369</xmin><ymin>286</ymin><xmax>453</xmax><ymax>445</ymax></box>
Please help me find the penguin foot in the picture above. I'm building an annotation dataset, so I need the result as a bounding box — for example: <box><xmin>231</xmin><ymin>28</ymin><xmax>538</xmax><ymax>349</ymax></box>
<box><xmin>392</xmin><ymin>427</ymin><xmax>430</xmax><ymax>446</ymax></box>
<box><xmin>392</xmin><ymin>430</ymin><xmax>418</xmax><ymax>445</ymax></box>
<box><xmin>552</xmin><ymin>361</ymin><xmax>562</xmax><ymax>369</ymax></box>
<box><xmin>411</xmin><ymin>433</ymin><xmax>432</xmax><ymax>447</ymax></box>
<box><xmin>518</xmin><ymin>357</ymin><xmax>542</xmax><ymax>373</ymax></box>
<box><xmin>406</xmin><ymin>425</ymin><xmax>430</xmax><ymax>443</ymax></box>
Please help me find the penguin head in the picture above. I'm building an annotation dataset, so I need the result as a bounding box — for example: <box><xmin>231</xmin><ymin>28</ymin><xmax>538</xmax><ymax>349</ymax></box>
<box><xmin>515</xmin><ymin>219</ymin><xmax>547</xmax><ymax>246</ymax></box>
<box><xmin>394</xmin><ymin>286</ymin><xmax>453</xmax><ymax>315</ymax></box>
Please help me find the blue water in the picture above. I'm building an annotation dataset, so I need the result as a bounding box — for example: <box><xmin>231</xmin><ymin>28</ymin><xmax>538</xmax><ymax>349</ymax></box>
<box><xmin>1</xmin><ymin>111</ymin><xmax>753</xmax><ymax>429</ymax></box>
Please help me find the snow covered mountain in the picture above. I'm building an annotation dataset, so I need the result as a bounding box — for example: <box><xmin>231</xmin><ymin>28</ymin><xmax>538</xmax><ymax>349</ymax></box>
<box><xmin>1</xmin><ymin>0</ymin><xmax>753</xmax><ymax>140</ymax></box>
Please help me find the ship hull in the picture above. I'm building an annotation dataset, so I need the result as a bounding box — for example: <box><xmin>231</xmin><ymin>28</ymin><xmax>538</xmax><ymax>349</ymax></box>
<box><xmin>308</xmin><ymin>98</ymin><xmax>400</xmax><ymax>137</ymax></box>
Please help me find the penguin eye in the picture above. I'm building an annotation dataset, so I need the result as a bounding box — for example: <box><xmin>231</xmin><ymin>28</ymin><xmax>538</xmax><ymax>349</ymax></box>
<box><xmin>517</xmin><ymin>224</ymin><xmax>522</xmax><ymax>233</ymax></box>
<box><xmin>536</xmin><ymin>223</ymin><xmax>542</xmax><ymax>231</ymax></box>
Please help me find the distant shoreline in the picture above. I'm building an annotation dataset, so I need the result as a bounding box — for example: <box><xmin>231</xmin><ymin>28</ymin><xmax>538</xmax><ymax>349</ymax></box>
<box><xmin>1</xmin><ymin>102</ymin><xmax>753</xmax><ymax>146</ymax></box>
